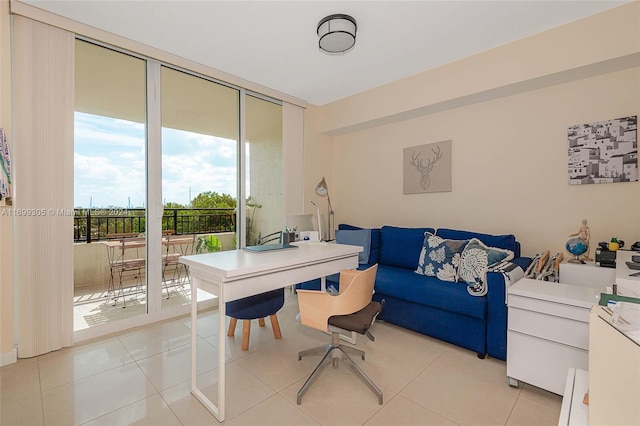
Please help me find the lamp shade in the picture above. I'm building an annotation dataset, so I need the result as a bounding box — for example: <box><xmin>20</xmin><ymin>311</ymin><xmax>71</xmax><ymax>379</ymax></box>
<box><xmin>315</xmin><ymin>177</ymin><xmax>328</xmax><ymax>195</ymax></box>
<box><xmin>317</xmin><ymin>14</ymin><xmax>357</xmax><ymax>54</ymax></box>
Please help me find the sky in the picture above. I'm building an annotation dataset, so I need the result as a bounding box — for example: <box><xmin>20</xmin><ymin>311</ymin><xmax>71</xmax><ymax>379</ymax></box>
<box><xmin>74</xmin><ymin>112</ymin><xmax>239</xmax><ymax>208</ymax></box>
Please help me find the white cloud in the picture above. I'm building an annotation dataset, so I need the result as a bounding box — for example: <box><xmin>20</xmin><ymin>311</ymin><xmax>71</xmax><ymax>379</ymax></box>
<box><xmin>75</xmin><ymin>113</ymin><xmax>239</xmax><ymax>207</ymax></box>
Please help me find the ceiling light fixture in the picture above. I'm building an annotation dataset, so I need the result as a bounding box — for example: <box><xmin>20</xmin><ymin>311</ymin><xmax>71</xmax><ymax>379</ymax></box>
<box><xmin>317</xmin><ymin>14</ymin><xmax>357</xmax><ymax>54</ymax></box>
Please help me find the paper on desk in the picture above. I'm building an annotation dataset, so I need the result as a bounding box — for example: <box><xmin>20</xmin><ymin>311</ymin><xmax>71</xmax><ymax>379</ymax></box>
<box><xmin>611</xmin><ymin>302</ymin><xmax>640</xmax><ymax>345</ymax></box>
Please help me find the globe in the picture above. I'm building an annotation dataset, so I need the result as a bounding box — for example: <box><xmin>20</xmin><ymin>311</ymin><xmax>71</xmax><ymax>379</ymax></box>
<box><xmin>566</xmin><ymin>237</ymin><xmax>588</xmax><ymax>262</ymax></box>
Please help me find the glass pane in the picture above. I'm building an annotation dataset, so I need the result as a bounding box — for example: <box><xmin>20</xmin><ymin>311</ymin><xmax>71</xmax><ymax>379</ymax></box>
<box><xmin>73</xmin><ymin>40</ymin><xmax>147</xmax><ymax>330</ymax></box>
<box><xmin>160</xmin><ymin>66</ymin><xmax>239</xmax><ymax>309</ymax></box>
<box><xmin>245</xmin><ymin>95</ymin><xmax>283</xmax><ymax>246</ymax></box>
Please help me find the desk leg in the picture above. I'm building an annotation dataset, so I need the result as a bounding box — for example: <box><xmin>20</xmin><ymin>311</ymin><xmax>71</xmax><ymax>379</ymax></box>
<box><xmin>218</xmin><ymin>291</ymin><xmax>226</xmax><ymax>421</ymax></box>
<box><xmin>190</xmin><ymin>277</ymin><xmax>224</xmax><ymax>421</ymax></box>
<box><xmin>190</xmin><ymin>277</ymin><xmax>198</xmax><ymax>392</ymax></box>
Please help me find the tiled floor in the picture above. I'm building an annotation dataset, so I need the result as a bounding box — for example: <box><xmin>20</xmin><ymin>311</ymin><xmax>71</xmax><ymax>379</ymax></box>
<box><xmin>1</xmin><ymin>291</ymin><xmax>562</xmax><ymax>425</ymax></box>
<box><xmin>73</xmin><ymin>281</ymin><xmax>213</xmax><ymax>332</ymax></box>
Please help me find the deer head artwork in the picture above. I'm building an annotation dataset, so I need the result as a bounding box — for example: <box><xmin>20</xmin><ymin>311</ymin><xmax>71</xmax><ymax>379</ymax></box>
<box><xmin>409</xmin><ymin>145</ymin><xmax>442</xmax><ymax>190</ymax></box>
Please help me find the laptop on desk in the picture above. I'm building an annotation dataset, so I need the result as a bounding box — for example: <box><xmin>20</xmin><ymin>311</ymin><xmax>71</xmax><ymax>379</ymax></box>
<box><xmin>243</xmin><ymin>243</ymin><xmax>298</xmax><ymax>253</ymax></box>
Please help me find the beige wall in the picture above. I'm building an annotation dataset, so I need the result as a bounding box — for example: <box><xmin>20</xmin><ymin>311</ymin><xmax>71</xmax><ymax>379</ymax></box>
<box><xmin>307</xmin><ymin>2</ymin><xmax>640</xmax><ymax>257</ymax></box>
<box><xmin>302</xmin><ymin>104</ymin><xmax>334</xmax><ymax>236</ymax></box>
<box><xmin>320</xmin><ymin>3</ymin><xmax>640</xmax><ymax>136</ymax></box>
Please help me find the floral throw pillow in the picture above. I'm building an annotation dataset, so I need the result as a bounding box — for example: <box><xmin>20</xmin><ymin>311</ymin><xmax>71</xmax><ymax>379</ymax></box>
<box><xmin>458</xmin><ymin>238</ymin><xmax>514</xmax><ymax>295</ymax></box>
<box><xmin>415</xmin><ymin>232</ymin><xmax>469</xmax><ymax>282</ymax></box>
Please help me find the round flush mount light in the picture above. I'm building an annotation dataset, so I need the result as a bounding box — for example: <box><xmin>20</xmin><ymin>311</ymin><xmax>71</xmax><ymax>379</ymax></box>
<box><xmin>317</xmin><ymin>14</ymin><xmax>357</xmax><ymax>54</ymax></box>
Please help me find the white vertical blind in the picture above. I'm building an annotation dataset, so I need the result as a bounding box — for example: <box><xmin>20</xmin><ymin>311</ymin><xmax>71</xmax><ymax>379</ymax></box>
<box><xmin>13</xmin><ymin>16</ymin><xmax>74</xmax><ymax>357</ymax></box>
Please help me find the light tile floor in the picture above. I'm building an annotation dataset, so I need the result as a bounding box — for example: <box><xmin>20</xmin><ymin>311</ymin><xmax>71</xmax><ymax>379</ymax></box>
<box><xmin>73</xmin><ymin>278</ymin><xmax>207</xmax><ymax>331</ymax></box>
<box><xmin>1</xmin><ymin>291</ymin><xmax>562</xmax><ymax>425</ymax></box>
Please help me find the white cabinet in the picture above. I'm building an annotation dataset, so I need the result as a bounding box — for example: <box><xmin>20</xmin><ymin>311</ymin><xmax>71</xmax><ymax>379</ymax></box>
<box><xmin>507</xmin><ymin>278</ymin><xmax>601</xmax><ymax>395</ymax></box>
<box><xmin>559</xmin><ymin>262</ymin><xmax>615</xmax><ymax>290</ymax></box>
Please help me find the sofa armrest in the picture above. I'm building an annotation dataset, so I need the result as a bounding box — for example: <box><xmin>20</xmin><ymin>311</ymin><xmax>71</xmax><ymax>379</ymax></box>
<box><xmin>511</xmin><ymin>256</ymin><xmax>532</xmax><ymax>272</ymax></box>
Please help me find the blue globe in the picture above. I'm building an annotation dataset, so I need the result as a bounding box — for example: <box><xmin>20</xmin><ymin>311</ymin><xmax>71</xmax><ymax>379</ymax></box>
<box><xmin>566</xmin><ymin>238</ymin><xmax>588</xmax><ymax>257</ymax></box>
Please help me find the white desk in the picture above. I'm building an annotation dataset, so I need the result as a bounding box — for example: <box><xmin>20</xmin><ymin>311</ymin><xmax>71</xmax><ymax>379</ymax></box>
<box><xmin>179</xmin><ymin>242</ymin><xmax>362</xmax><ymax>421</ymax></box>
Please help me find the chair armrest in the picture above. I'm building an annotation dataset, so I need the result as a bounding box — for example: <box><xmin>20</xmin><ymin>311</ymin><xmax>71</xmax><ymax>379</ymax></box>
<box><xmin>337</xmin><ymin>269</ymin><xmax>360</xmax><ymax>293</ymax></box>
<box><xmin>297</xmin><ymin>290</ymin><xmax>337</xmax><ymax>332</ymax></box>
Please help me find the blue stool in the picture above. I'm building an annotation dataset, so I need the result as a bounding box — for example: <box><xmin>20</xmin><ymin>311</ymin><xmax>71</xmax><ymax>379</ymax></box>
<box><xmin>226</xmin><ymin>288</ymin><xmax>285</xmax><ymax>351</ymax></box>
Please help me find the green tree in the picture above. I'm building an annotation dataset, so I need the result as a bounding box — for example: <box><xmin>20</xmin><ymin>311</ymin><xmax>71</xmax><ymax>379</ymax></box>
<box><xmin>196</xmin><ymin>235</ymin><xmax>223</xmax><ymax>253</ymax></box>
<box><xmin>164</xmin><ymin>201</ymin><xmax>185</xmax><ymax>208</ymax></box>
<box><xmin>190</xmin><ymin>191</ymin><xmax>236</xmax><ymax>209</ymax></box>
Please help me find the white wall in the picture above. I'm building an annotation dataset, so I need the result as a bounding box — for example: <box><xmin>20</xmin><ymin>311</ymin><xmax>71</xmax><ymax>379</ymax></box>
<box><xmin>328</xmin><ymin>68</ymin><xmax>639</xmax><ymax>256</ymax></box>
<box><xmin>302</xmin><ymin>104</ymin><xmax>333</xmax><ymax>232</ymax></box>
<box><xmin>306</xmin><ymin>2</ymin><xmax>640</xmax><ymax>257</ymax></box>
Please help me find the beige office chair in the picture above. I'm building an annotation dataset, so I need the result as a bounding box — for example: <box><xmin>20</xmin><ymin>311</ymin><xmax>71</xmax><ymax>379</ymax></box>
<box><xmin>296</xmin><ymin>264</ymin><xmax>383</xmax><ymax>405</ymax></box>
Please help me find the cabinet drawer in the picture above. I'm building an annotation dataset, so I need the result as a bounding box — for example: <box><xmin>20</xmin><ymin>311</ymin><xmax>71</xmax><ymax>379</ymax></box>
<box><xmin>509</xmin><ymin>307</ymin><xmax>589</xmax><ymax>349</ymax></box>
<box><xmin>509</xmin><ymin>294</ymin><xmax>593</xmax><ymax>323</ymax></box>
<box><xmin>507</xmin><ymin>331</ymin><xmax>588</xmax><ymax>395</ymax></box>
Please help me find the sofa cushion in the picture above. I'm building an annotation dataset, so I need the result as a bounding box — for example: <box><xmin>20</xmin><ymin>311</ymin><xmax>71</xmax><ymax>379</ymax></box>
<box><xmin>415</xmin><ymin>232</ymin><xmax>469</xmax><ymax>282</ymax></box>
<box><xmin>380</xmin><ymin>226</ymin><xmax>435</xmax><ymax>270</ymax></box>
<box><xmin>458</xmin><ymin>238</ymin><xmax>514</xmax><ymax>289</ymax></box>
<box><xmin>336</xmin><ymin>229</ymin><xmax>371</xmax><ymax>264</ymax></box>
<box><xmin>339</xmin><ymin>224</ymin><xmax>381</xmax><ymax>264</ymax></box>
<box><xmin>374</xmin><ymin>265</ymin><xmax>486</xmax><ymax>320</ymax></box>
<box><xmin>436</xmin><ymin>228</ymin><xmax>517</xmax><ymax>254</ymax></box>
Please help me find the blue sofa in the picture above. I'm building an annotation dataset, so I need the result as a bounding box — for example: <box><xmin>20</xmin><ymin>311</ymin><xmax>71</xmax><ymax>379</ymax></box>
<box><xmin>298</xmin><ymin>224</ymin><xmax>530</xmax><ymax>360</ymax></box>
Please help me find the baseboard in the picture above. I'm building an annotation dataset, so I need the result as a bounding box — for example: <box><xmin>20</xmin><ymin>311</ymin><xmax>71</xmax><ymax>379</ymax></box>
<box><xmin>0</xmin><ymin>347</ymin><xmax>17</xmax><ymax>366</ymax></box>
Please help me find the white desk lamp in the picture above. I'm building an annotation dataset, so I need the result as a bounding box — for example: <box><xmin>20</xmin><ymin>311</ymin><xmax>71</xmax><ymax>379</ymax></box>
<box><xmin>315</xmin><ymin>177</ymin><xmax>334</xmax><ymax>241</ymax></box>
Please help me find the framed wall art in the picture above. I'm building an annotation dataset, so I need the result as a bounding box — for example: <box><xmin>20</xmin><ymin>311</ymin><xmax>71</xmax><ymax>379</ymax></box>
<box><xmin>568</xmin><ymin>116</ymin><xmax>637</xmax><ymax>185</ymax></box>
<box><xmin>403</xmin><ymin>139</ymin><xmax>451</xmax><ymax>194</ymax></box>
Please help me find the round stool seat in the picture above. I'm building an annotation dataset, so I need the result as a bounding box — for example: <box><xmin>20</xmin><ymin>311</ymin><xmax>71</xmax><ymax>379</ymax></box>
<box><xmin>226</xmin><ymin>288</ymin><xmax>284</xmax><ymax>319</ymax></box>
<box><xmin>226</xmin><ymin>288</ymin><xmax>285</xmax><ymax>351</ymax></box>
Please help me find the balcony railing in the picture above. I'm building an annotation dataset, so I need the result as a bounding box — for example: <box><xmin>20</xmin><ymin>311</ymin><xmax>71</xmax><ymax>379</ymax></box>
<box><xmin>73</xmin><ymin>208</ymin><xmax>236</xmax><ymax>243</ymax></box>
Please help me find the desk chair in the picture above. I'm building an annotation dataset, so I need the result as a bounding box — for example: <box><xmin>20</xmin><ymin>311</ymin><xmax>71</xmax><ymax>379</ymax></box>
<box><xmin>296</xmin><ymin>264</ymin><xmax>383</xmax><ymax>405</ymax></box>
<box><xmin>226</xmin><ymin>288</ymin><xmax>285</xmax><ymax>351</ymax></box>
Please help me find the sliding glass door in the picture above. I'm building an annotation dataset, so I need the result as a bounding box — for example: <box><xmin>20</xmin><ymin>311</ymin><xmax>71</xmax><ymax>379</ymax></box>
<box><xmin>72</xmin><ymin>39</ymin><xmax>284</xmax><ymax>336</ymax></box>
<box><xmin>160</xmin><ymin>66</ymin><xmax>239</xmax><ymax>310</ymax></box>
<box><xmin>73</xmin><ymin>40</ymin><xmax>148</xmax><ymax>330</ymax></box>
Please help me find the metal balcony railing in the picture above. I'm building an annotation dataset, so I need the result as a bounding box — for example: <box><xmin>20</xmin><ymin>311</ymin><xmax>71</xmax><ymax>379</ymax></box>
<box><xmin>73</xmin><ymin>208</ymin><xmax>236</xmax><ymax>243</ymax></box>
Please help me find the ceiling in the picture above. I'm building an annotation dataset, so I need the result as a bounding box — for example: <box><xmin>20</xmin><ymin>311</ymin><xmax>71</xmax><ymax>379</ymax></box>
<box><xmin>23</xmin><ymin>0</ymin><xmax>629</xmax><ymax>106</ymax></box>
